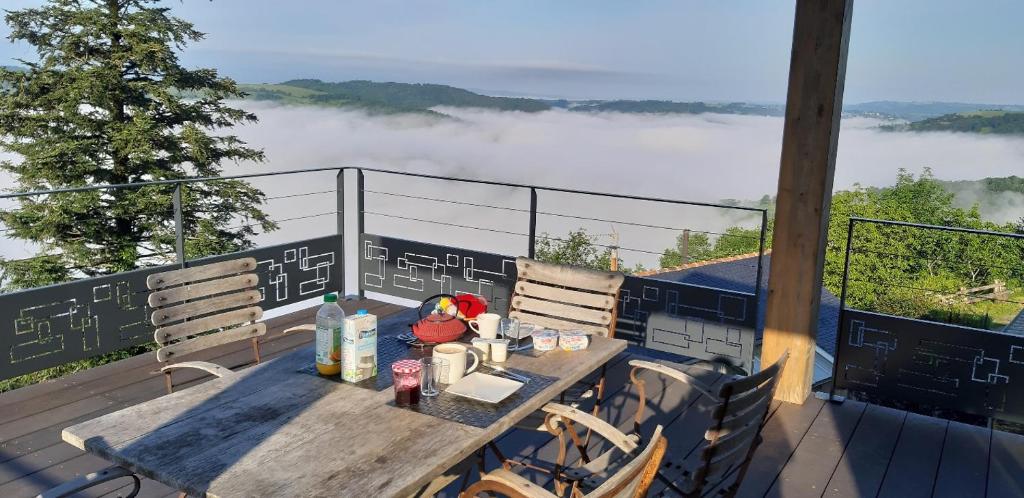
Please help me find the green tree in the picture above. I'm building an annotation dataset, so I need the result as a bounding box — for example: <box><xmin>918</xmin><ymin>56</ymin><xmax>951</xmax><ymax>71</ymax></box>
<box><xmin>0</xmin><ymin>0</ymin><xmax>274</xmax><ymax>289</ymax></box>
<box><xmin>535</xmin><ymin>229</ymin><xmax>618</xmax><ymax>271</ymax></box>
<box><xmin>659</xmin><ymin>226</ymin><xmax>767</xmax><ymax>268</ymax></box>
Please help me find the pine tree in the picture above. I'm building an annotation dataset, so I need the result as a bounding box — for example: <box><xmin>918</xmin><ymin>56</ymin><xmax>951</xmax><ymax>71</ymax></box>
<box><xmin>0</xmin><ymin>0</ymin><xmax>274</xmax><ymax>289</ymax></box>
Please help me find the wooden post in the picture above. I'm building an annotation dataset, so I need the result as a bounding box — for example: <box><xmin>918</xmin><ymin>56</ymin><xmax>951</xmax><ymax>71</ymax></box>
<box><xmin>761</xmin><ymin>0</ymin><xmax>854</xmax><ymax>404</ymax></box>
<box><xmin>680</xmin><ymin>229</ymin><xmax>690</xmax><ymax>265</ymax></box>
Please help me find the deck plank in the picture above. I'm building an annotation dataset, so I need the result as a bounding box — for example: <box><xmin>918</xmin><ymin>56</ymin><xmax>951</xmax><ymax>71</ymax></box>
<box><xmin>987</xmin><ymin>428</ymin><xmax>1024</xmax><ymax>498</ymax></box>
<box><xmin>822</xmin><ymin>402</ymin><xmax>906</xmax><ymax>498</ymax></box>
<box><xmin>932</xmin><ymin>420</ymin><xmax>991</xmax><ymax>498</ymax></box>
<box><xmin>733</xmin><ymin>396</ymin><xmax>826</xmax><ymax>498</ymax></box>
<box><xmin>764</xmin><ymin>399</ymin><xmax>867</xmax><ymax>498</ymax></box>
<box><xmin>876</xmin><ymin>411</ymin><xmax>949</xmax><ymax>498</ymax></box>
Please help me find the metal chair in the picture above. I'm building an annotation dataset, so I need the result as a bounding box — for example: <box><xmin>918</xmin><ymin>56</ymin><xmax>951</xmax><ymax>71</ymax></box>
<box><xmin>464</xmin><ymin>403</ymin><xmax>667</xmax><ymax>498</ymax></box>
<box><xmin>146</xmin><ymin>257</ymin><xmax>265</xmax><ymax>393</ymax></box>
<box><xmin>573</xmin><ymin>351</ymin><xmax>789</xmax><ymax>497</ymax></box>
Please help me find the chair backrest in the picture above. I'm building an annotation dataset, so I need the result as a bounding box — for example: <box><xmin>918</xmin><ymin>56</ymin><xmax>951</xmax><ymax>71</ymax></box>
<box><xmin>508</xmin><ymin>257</ymin><xmax>625</xmax><ymax>337</ymax></box>
<box><xmin>689</xmin><ymin>351</ymin><xmax>789</xmax><ymax>495</ymax></box>
<box><xmin>147</xmin><ymin>258</ymin><xmax>265</xmax><ymax>364</ymax></box>
<box><xmin>587</xmin><ymin>425</ymin><xmax>667</xmax><ymax>498</ymax></box>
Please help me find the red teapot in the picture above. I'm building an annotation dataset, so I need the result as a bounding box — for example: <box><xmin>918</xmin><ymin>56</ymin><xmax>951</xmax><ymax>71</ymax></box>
<box><xmin>411</xmin><ymin>293</ymin><xmax>470</xmax><ymax>344</ymax></box>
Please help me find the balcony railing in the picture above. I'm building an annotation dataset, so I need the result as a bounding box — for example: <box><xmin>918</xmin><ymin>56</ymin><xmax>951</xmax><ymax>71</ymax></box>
<box><xmin>0</xmin><ymin>167</ymin><xmax>768</xmax><ymax>383</ymax></box>
<box><xmin>832</xmin><ymin>217</ymin><xmax>1024</xmax><ymax>423</ymax></box>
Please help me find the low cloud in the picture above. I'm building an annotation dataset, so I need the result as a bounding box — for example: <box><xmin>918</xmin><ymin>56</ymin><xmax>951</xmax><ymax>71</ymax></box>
<box><xmin>2</xmin><ymin>103</ymin><xmax>1023</xmax><ymax>267</ymax></box>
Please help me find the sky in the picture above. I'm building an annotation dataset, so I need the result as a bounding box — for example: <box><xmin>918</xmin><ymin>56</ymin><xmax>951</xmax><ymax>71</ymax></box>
<box><xmin>0</xmin><ymin>0</ymin><xmax>1022</xmax><ymax>103</ymax></box>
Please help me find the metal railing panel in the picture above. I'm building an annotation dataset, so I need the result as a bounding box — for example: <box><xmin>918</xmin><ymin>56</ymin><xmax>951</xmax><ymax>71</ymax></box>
<box><xmin>0</xmin><ymin>234</ymin><xmax>343</xmax><ymax>381</ymax></box>
<box><xmin>835</xmin><ymin>309</ymin><xmax>1024</xmax><ymax>421</ymax></box>
<box><xmin>617</xmin><ymin>276</ymin><xmax>758</xmax><ymax>372</ymax></box>
<box><xmin>358</xmin><ymin>233</ymin><xmax>757</xmax><ymax>371</ymax></box>
<box><xmin>359</xmin><ymin>234</ymin><xmax>517</xmax><ymax>313</ymax></box>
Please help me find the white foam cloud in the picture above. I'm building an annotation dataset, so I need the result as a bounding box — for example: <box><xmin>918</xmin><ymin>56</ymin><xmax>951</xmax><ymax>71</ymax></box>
<box><xmin>2</xmin><ymin>103</ymin><xmax>1023</xmax><ymax>269</ymax></box>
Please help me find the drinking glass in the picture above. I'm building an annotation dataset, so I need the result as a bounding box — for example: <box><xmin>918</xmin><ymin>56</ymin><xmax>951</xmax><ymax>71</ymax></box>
<box><xmin>419</xmin><ymin>357</ymin><xmax>446</xmax><ymax>397</ymax></box>
<box><xmin>392</xmin><ymin>360</ymin><xmax>422</xmax><ymax>406</ymax></box>
<box><xmin>500</xmin><ymin>317</ymin><xmax>521</xmax><ymax>351</ymax></box>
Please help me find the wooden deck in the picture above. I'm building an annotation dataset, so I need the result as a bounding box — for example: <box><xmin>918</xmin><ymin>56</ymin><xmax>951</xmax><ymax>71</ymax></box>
<box><xmin>2</xmin><ymin>301</ymin><xmax>1023</xmax><ymax>498</ymax></box>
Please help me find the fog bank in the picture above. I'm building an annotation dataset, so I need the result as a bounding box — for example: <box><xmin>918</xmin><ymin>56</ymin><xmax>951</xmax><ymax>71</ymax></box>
<box><xmin>2</xmin><ymin>103</ymin><xmax>1023</xmax><ymax>269</ymax></box>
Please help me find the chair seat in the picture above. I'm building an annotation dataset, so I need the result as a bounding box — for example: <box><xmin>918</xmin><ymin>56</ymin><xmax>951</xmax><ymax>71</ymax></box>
<box><xmin>562</xmin><ymin>433</ymin><xmax>642</xmax><ymax>489</ymax></box>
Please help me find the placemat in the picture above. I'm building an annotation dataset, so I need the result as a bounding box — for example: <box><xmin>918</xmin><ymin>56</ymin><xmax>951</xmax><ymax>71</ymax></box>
<box><xmin>296</xmin><ymin>335</ymin><xmax>432</xmax><ymax>391</ymax></box>
<box><xmin>390</xmin><ymin>367</ymin><xmax>559</xmax><ymax>428</ymax></box>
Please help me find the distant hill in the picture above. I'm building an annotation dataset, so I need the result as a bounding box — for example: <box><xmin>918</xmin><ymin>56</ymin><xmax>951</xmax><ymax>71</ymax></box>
<box><xmin>568</xmin><ymin>100</ymin><xmax>784</xmax><ymax>117</ymax></box>
<box><xmin>237</xmin><ymin>79</ymin><xmax>1024</xmax><ymax>124</ymax></box>
<box><xmin>844</xmin><ymin>101</ymin><xmax>1024</xmax><ymax>121</ymax></box>
<box><xmin>239</xmin><ymin>79</ymin><xmax>551</xmax><ymax>115</ymax></box>
<box><xmin>883</xmin><ymin>111</ymin><xmax>1024</xmax><ymax>135</ymax></box>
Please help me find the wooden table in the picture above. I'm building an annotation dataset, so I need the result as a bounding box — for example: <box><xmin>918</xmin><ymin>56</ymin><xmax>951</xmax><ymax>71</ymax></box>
<box><xmin>61</xmin><ymin>309</ymin><xmax>627</xmax><ymax>497</ymax></box>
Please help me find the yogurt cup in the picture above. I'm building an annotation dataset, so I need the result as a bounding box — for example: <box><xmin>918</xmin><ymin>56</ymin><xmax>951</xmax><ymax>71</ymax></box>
<box><xmin>558</xmin><ymin>331</ymin><xmax>589</xmax><ymax>351</ymax></box>
<box><xmin>532</xmin><ymin>329</ymin><xmax>559</xmax><ymax>351</ymax></box>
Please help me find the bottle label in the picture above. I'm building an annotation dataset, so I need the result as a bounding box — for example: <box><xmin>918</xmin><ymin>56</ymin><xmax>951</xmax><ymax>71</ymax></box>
<box><xmin>316</xmin><ymin>323</ymin><xmax>342</xmax><ymax>366</ymax></box>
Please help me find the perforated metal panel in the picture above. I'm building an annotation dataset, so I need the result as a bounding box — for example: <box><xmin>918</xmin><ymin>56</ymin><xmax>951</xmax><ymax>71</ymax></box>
<box><xmin>834</xmin><ymin>309</ymin><xmax>1024</xmax><ymax>420</ymax></box>
<box><xmin>0</xmin><ymin>235</ymin><xmax>343</xmax><ymax>381</ymax></box>
<box><xmin>617</xmin><ymin>277</ymin><xmax>757</xmax><ymax>373</ymax></box>
<box><xmin>359</xmin><ymin>234</ymin><xmax>517</xmax><ymax>313</ymax></box>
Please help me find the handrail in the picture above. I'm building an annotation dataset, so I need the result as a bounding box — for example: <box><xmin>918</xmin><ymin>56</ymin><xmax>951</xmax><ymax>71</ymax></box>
<box><xmin>0</xmin><ymin>166</ymin><xmax>769</xmax><ymax>214</ymax></box>
<box><xmin>849</xmin><ymin>216</ymin><xmax>1024</xmax><ymax>239</ymax></box>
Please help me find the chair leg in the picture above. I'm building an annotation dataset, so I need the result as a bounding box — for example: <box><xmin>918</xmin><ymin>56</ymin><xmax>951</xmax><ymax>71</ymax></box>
<box><xmin>252</xmin><ymin>337</ymin><xmax>261</xmax><ymax>364</ymax></box>
<box><xmin>164</xmin><ymin>371</ymin><xmax>174</xmax><ymax>395</ymax></box>
<box><xmin>582</xmin><ymin>363</ymin><xmax>608</xmax><ymax>449</ymax></box>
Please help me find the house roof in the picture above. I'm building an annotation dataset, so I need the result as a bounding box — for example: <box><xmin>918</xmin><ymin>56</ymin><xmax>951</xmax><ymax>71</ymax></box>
<box><xmin>1006</xmin><ymin>309</ymin><xmax>1024</xmax><ymax>336</ymax></box>
<box><xmin>638</xmin><ymin>251</ymin><xmax>841</xmax><ymax>356</ymax></box>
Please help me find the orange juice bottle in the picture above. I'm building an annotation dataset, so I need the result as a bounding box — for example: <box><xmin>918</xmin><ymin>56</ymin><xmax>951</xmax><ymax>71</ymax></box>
<box><xmin>315</xmin><ymin>293</ymin><xmax>345</xmax><ymax>376</ymax></box>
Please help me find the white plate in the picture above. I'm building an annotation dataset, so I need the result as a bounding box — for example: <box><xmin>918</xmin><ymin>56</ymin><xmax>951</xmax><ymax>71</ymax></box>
<box><xmin>445</xmin><ymin>372</ymin><xmax>524</xmax><ymax>403</ymax></box>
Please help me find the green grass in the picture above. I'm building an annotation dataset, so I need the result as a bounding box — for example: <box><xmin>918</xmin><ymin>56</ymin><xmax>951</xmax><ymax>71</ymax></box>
<box><xmin>0</xmin><ymin>343</ymin><xmax>157</xmax><ymax>393</ymax></box>
<box><xmin>970</xmin><ymin>288</ymin><xmax>1024</xmax><ymax>330</ymax></box>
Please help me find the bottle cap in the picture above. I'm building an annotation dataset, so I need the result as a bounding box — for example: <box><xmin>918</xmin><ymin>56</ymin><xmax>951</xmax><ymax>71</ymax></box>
<box><xmin>324</xmin><ymin>293</ymin><xmax>338</xmax><ymax>303</ymax></box>
<box><xmin>357</xmin><ymin>309</ymin><xmax>368</xmax><ymax>315</ymax></box>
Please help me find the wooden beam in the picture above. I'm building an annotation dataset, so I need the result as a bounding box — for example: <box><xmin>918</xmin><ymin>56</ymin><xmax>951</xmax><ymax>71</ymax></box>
<box><xmin>761</xmin><ymin>0</ymin><xmax>854</xmax><ymax>404</ymax></box>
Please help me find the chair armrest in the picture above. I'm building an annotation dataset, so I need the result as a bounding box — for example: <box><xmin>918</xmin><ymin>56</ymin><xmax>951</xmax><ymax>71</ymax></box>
<box><xmin>282</xmin><ymin>324</ymin><xmax>315</xmax><ymax>335</ymax></box>
<box><xmin>542</xmin><ymin>403</ymin><xmax>639</xmax><ymax>454</ymax></box>
<box><xmin>37</xmin><ymin>465</ymin><xmax>140</xmax><ymax>498</ymax></box>
<box><xmin>628</xmin><ymin>359</ymin><xmax>717</xmax><ymax>399</ymax></box>
<box><xmin>160</xmin><ymin>361</ymin><xmax>235</xmax><ymax>378</ymax></box>
<box><xmin>463</xmin><ymin>469</ymin><xmax>558</xmax><ymax>498</ymax></box>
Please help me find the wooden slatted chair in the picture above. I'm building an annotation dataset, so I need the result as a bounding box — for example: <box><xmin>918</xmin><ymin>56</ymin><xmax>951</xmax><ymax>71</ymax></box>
<box><xmin>464</xmin><ymin>403</ymin><xmax>667</xmax><ymax>498</ymax></box>
<box><xmin>147</xmin><ymin>257</ymin><xmax>265</xmax><ymax>394</ymax></box>
<box><xmin>502</xmin><ymin>257</ymin><xmax>624</xmax><ymax>431</ymax></box>
<box><xmin>566</xmin><ymin>351</ymin><xmax>789</xmax><ymax>497</ymax></box>
<box><xmin>511</xmin><ymin>257</ymin><xmax>624</xmax><ymax>407</ymax></box>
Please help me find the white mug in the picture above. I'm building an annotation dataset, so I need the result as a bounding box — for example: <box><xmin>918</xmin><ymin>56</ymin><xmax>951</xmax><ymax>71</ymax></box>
<box><xmin>433</xmin><ymin>343</ymin><xmax>480</xmax><ymax>384</ymax></box>
<box><xmin>468</xmin><ymin>313</ymin><xmax>501</xmax><ymax>339</ymax></box>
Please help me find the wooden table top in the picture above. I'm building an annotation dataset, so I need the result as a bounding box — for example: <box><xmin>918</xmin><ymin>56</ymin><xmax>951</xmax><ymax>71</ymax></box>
<box><xmin>62</xmin><ymin>309</ymin><xmax>627</xmax><ymax>497</ymax></box>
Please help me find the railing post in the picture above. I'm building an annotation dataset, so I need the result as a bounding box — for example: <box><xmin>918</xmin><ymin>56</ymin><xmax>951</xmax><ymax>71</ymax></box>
<box><xmin>336</xmin><ymin>169</ymin><xmax>345</xmax><ymax>297</ymax></box>
<box><xmin>829</xmin><ymin>217</ymin><xmax>857</xmax><ymax>400</ymax></box>
<box><xmin>528</xmin><ymin>188</ymin><xmax>538</xmax><ymax>259</ymax></box>
<box><xmin>172</xmin><ymin>182</ymin><xmax>185</xmax><ymax>268</ymax></box>
<box><xmin>753</xmin><ymin>211</ymin><xmax>767</xmax><ymax>302</ymax></box>
<box><xmin>356</xmin><ymin>169</ymin><xmax>366</xmax><ymax>299</ymax></box>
